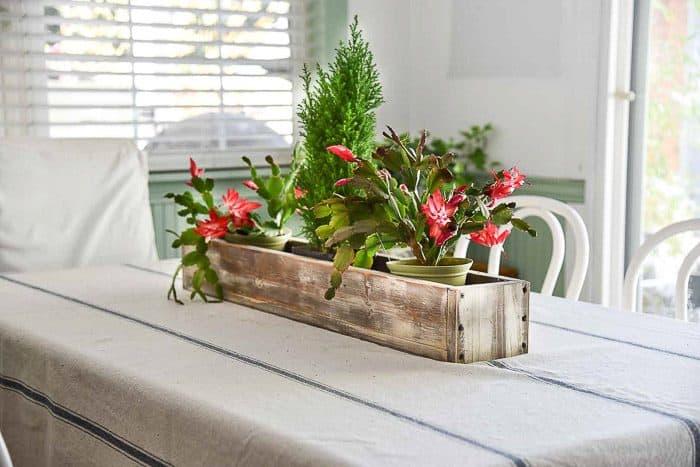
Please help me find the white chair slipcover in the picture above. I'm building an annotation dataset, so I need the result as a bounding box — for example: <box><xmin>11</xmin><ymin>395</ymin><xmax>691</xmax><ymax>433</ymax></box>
<box><xmin>0</xmin><ymin>138</ymin><xmax>157</xmax><ymax>272</ymax></box>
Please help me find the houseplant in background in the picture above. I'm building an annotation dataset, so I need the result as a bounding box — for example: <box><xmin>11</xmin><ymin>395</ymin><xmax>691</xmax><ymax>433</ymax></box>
<box><xmin>164</xmin><ymin>152</ymin><xmax>302</xmax><ymax>304</ymax></box>
<box><xmin>450</xmin><ymin>123</ymin><xmax>498</xmax><ymax>183</ymax></box>
<box><xmin>398</xmin><ymin>123</ymin><xmax>498</xmax><ymax>186</ymax></box>
<box><xmin>314</xmin><ymin>126</ymin><xmax>535</xmax><ymax>299</ymax></box>
<box><xmin>296</xmin><ymin>15</ymin><xmax>383</xmax><ymax>247</ymax></box>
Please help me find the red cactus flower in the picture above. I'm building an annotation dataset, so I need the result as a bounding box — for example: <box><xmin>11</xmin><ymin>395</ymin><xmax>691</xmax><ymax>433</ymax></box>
<box><xmin>488</xmin><ymin>179</ymin><xmax>512</xmax><ymax>201</ymax></box>
<box><xmin>185</xmin><ymin>157</ymin><xmax>205</xmax><ymax>186</ymax></box>
<box><xmin>334</xmin><ymin>178</ymin><xmax>352</xmax><ymax>187</ymax></box>
<box><xmin>221</xmin><ymin>188</ymin><xmax>261</xmax><ymax>228</ymax></box>
<box><xmin>503</xmin><ymin>166</ymin><xmax>526</xmax><ymax>189</ymax></box>
<box><xmin>242</xmin><ymin>180</ymin><xmax>259</xmax><ymax>191</ymax></box>
<box><xmin>194</xmin><ymin>209</ymin><xmax>229</xmax><ymax>241</ymax></box>
<box><xmin>399</xmin><ymin>183</ymin><xmax>409</xmax><ymax>194</ymax></box>
<box><xmin>446</xmin><ymin>193</ymin><xmax>467</xmax><ymax>210</ymax></box>
<box><xmin>327</xmin><ymin>145</ymin><xmax>359</xmax><ymax>163</ymax></box>
<box><xmin>435</xmin><ymin>229</ymin><xmax>457</xmax><ymax>247</ymax></box>
<box><xmin>487</xmin><ymin>167</ymin><xmax>526</xmax><ymax>202</ymax></box>
<box><xmin>454</xmin><ymin>184</ymin><xmax>469</xmax><ymax>194</ymax></box>
<box><xmin>294</xmin><ymin>187</ymin><xmax>305</xmax><ymax>199</ymax></box>
<box><xmin>421</xmin><ymin>190</ymin><xmax>462</xmax><ymax>245</ymax></box>
<box><xmin>469</xmin><ymin>221</ymin><xmax>511</xmax><ymax>247</ymax></box>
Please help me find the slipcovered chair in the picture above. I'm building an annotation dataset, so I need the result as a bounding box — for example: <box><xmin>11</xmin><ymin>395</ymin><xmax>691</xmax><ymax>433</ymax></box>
<box><xmin>0</xmin><ymin>138</ymin><xmax>157</xmax><ymax>272</ymax></box>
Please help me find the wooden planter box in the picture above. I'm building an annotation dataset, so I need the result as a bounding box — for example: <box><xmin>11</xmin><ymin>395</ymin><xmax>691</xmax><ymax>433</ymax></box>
<box><xmin>184</xmin><ymin>240</ymin><xmax>529</xmax><ymax>364</ymax></box>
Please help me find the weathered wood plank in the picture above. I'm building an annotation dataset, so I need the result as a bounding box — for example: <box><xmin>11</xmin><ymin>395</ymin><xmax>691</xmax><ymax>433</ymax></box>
<box><xmin>445</xmin><ymin>288</ymin><xmax>460</xmax><ymax>362</ymax></box>
<box><xmin>456</xmin><ymin>275</ymin><xmax>529</xmax><ymax>363</ymax></box>
<box><xmin>184</xmin><ymin>239</ymin><xmax>529</xmax><ymax>363</ymax></box>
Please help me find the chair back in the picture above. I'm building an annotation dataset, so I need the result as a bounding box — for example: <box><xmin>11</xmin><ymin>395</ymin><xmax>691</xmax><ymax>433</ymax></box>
<box><xmin>623</xmin><ymin>219</ymin><xmax>700</xmax><ymax>320</ymax></box>
<box><xmin>0</xmin><ymin>431</ymin><xmax>12</xmax><ymax>467</ymax></box>
<box><xmin>0</xmin><ymin>138</ymin><xmax>158</xmax><ymax>272</ymax></box>
<box><xmin>454</xmin><ymin>195</ymin><xmax>590</xmax><ymax>300</ymax></box>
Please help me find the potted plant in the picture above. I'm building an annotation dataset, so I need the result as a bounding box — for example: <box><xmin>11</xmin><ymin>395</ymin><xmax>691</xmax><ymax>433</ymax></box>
<box><xmin>164</xmin><ymin>152</ymin><xmax>302</xmax><ymax>304</ymax></box>
<box><xmin>314</xmin><ymin>127</ymin><xmax>535</xmax><ymax>299</ymax></box>
<box><xmin>296</xmin><ymin>16</ymin><xmax>383</xmax><ymax>247</ymax></box>
<box><xmin>226</xmin><ymin>150</ymin><xmax>303</xmax><ymax>250</ymax></box>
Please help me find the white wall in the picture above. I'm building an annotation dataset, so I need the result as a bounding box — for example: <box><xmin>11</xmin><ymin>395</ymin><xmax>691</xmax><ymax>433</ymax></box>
<box><xmin>346</xmin><ymin>0</ymin><xmax>412</xmax><ymax>132</ymax></box>
<box><xmin>349</xmin><ymin>0</ymin><xmax>606</xmax><ymax>180</ymax></box>
<box><xmin>348</xmin><ymin>0</ymin><xmax>624</xmax><ymax>303</ymax></box>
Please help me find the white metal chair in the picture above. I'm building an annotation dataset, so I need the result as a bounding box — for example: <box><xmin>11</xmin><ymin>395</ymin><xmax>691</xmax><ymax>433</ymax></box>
<box><xmin>623</xmin><ymin>219</ymin><xmax>700</xmax><ymax>320</ymax></box>
<box><xmin>454</xmin><ymin>195</ymin><xmax>590</xmax><ymax>300</ymax></box>
<box><xmin>0</xmin><ymin>431</ymin><xmax>13</xmax><ymax>467</ymax></box>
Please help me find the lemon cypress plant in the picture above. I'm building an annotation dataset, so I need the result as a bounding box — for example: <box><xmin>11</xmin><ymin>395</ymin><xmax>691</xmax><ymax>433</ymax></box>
<box><xmin>296</xmin><ymin>15</ymin><xmax>383</xmax><ymax>246</ymax></box>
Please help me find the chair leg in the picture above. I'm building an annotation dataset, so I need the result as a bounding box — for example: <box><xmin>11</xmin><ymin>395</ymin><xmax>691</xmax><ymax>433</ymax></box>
<box><xmin>453</xmin><ymin>235</ymin><xmax>469</xmax><ymax>258</ymax></box>
<box><xmin>675</xmin><ymin>242</ymin><xmax>700</xmax><ymax>321</ymax></box>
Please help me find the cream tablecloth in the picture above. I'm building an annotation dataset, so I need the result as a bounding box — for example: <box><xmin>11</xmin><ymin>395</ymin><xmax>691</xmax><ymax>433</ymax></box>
<box><xmin>0</xmin><ymin>261</ymin><xmax>698</xmax><ymax>466</ymax></box>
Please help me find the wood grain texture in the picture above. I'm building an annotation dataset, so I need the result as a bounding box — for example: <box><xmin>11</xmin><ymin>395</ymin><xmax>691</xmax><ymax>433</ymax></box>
<box><xmin>184</xmin><ymin>240</ymin><xmax>529</xmax><ymax>363</ymax></box>
<box><xmin>456</xmin><ymin>274</ymin><xmax>529</xmax><ymax>363</ymax></box>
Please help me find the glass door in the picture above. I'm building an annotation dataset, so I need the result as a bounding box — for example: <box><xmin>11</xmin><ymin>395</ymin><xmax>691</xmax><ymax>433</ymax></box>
<box><xmin>628</xmin><ymin>0</ymin><xmax>700</xmax><ymax>321</ymax></box>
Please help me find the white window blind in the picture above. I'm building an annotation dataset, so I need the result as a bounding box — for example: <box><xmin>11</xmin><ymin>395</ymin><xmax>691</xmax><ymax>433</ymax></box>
<box><xmin>0</xmin><ymin>0</ymin><xmax>306</xmax><ymax>169</ymax></box>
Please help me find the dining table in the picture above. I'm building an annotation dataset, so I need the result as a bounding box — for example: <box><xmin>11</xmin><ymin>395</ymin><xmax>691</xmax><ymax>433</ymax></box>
<box><xmin>0</xmin><ymin>260</ymin><xmax>698</xmax><ymax>467</ymax></box>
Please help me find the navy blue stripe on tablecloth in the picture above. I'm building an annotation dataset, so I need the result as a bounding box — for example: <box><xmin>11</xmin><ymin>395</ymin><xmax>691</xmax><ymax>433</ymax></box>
<box><xmin>531</xmin><ymin>319</ymin><xmax>700</xmax><ymax>361</ymax></box>
<box><xmin>0</xmin><ymin>273</ymin><xmax>529</xmax><ymax>467</ymax></box>
<box><xmin>124</xmin><ymin>263</ymin><xmax>172</xmax><ymax>278</ymax></box>
<box><xmin>485</xmin><ymin>360</ymin><xmax>700</xmax><ymax>467</ymax></box>
<box><xmin>0</xmin><ymin>375</ymin><xmax>170</xmax><ymax>467</ymax></box>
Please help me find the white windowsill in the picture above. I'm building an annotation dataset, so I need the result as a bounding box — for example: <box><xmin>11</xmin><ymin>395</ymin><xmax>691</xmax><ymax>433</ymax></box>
<box><xmin>146</xmin><ymin>148</ymin><xmax>293</xmax><ymax>173</ymax></box>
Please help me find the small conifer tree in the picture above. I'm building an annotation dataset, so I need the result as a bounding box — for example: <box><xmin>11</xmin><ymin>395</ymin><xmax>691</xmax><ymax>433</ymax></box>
<box><xmin>296</xmin><ymin>16</ymin><xmax>383</xmax><ymax>246</ymax></box>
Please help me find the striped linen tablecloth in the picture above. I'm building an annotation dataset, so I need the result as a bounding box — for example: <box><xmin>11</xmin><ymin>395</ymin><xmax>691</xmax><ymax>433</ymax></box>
<box><xmin>0</xmin><ymin>261</ymin><xmax>698</xmax><ymax>467</ymax></box>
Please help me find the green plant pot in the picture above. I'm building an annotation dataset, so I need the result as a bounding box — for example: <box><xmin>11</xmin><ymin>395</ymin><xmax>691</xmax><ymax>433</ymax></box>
<box><xmin>223</xmin><ymin>229</ymin><xmax>291</xmax><ymax>251</ymax></box>
<box><xmin>386</xmin><ymin>257</ymin><xmax>474</xmax><ymax>286</ymax></box>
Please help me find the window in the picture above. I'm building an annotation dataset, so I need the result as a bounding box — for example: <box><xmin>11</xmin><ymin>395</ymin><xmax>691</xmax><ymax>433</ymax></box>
<box><xmin>628</xmin><ymin>0</ymin><xmax>700</xmax><ymax>320</ymax></box>
<box><xmin>0</xmin><ymin>0</ymin><xmax>305</xmax><ymax>170</ymax></box>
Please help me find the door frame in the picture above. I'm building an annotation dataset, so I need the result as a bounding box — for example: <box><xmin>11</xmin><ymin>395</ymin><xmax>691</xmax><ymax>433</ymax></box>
<box><xmin>625</xmin><ymin>0</ymin><xmax>651</xmax><ymax>269</ymax></box>
<box><xmin>589</xmin><ymin>0</ymin><xmax>636</xmax><ymax>306</ymax></box>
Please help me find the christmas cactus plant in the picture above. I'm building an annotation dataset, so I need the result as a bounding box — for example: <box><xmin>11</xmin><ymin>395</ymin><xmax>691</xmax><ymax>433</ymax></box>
<box><xmin>314</xmin><ymin>127</ymin><xmax>535</xmax><ymax>299</ymax></box>
<box><xmin>165</xmin><ymin>152</ymin><xmax>302</xmax><ymax>304</ymax></box>
<box><xmin>236</xmin><ymin>146</ymin><xmax>303</xmax><ymax>238</ymax></box>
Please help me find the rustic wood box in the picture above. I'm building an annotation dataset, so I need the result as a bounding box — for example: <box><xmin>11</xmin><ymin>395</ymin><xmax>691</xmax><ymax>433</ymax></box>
<box><xmin>184</xmin><ymin>240</ymin><xmax>529</xmax><ymax>363</ymax></box>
